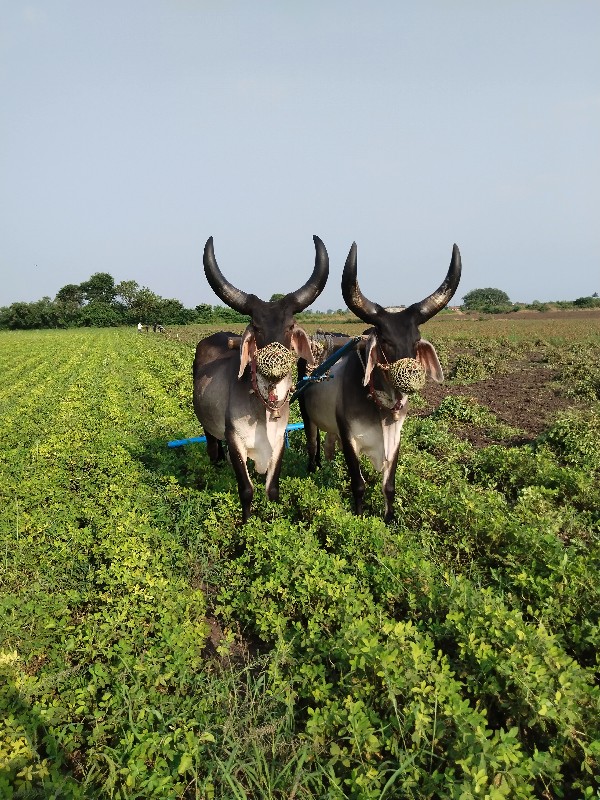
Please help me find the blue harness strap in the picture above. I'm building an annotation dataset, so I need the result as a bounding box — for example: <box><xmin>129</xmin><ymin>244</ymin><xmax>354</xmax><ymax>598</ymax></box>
<box><xmin>288</xmin><ymin>335</ymin><xmax>362</xmax><ymax>404</ymax></box>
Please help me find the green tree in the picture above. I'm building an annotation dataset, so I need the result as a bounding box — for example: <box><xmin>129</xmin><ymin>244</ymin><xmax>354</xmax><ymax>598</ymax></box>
<box><xmin>194</xmin><ymin>303</ymin><xmax>214</xmax><ymax>323</ymax></box>
<box><xmin>55</xmin><ymin>283</ymin><xmax>85</xmax><ymax>306</ymax></box>
<box><xmin>156</xmin><ymin>298</ymin><xmax>196</xmax><ymax>325</ymax></box>
<box><xmin>130</xmin><ymin>287</ymin><xmax>162</xmax><ymax>322</ymax></box>
<box><xmin>79</xmin><ymin>301</ymin><xmax>122</xmax><ymax>327</ymax></box>
<box><xmin>212</xmin><ymin>305</ymin><xmax>250</xmax><ymax>323</ymax></box>
<box><xmin>80</xmin><ymin>273</ymin><xmax>116</xmax><ymax>305</ymax></box>
<box><xmin>462</xmin><ymin>288</ymin><xmax>511</xmax><ymax>311</ymax></box>
<box><xmin>0</xmin><ymin>298</ymin><xmax>65</xmax><ymax>329</ymax></box>
<box><xmin>115</xmin><ymin>280</ymin><xmax>140</xmax><ymax>309</ymax></box>
<box><xmin>574</xmin><ymin>296</ymin><xmax>600</xmax><ymax>308</ymax></box>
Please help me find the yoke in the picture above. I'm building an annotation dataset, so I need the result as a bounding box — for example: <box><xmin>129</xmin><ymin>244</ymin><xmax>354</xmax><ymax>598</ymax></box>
<box><xmin>288</xmin><ymin>335</ymin><xmax>362</xmax><ymax>404</ymax></box>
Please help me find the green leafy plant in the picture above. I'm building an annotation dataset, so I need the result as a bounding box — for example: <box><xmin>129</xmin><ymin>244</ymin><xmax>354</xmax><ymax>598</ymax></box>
<box><xmin>1</xmin><ymin>327</ymin><xmax>599</xmax><ymax>798</ymax></box>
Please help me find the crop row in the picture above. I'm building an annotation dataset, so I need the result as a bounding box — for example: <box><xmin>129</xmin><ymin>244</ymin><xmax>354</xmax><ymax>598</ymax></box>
<box><xmin>1</xmin><ymin>327</ymin><xmax>599</xmax><ymax>799</ymax></box>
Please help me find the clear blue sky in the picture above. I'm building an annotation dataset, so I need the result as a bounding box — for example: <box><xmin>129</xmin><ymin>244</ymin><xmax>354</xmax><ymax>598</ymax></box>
<box><xmin>2</xmin><ymin>1</ymin><xmax>599</xmax><ymax>311</ymax></box>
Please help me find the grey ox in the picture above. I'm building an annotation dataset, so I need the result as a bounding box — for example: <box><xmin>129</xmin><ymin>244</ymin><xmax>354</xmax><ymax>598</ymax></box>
<box><xmin>193</xmin><ymin>236</ymin><xmax>329</xmax><ymax>522</ymax></box>
<box><xmin>299</xmin><ymin>242</ymin><xmax>462</xmax><ymax>523</ymax></box>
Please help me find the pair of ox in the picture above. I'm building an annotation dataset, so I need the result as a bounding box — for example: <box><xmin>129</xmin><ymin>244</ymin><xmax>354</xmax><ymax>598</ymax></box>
<box><xmin>193</xmin><ymin>236</ymin><xmax>462</xmax><ymax>523</ymax></box>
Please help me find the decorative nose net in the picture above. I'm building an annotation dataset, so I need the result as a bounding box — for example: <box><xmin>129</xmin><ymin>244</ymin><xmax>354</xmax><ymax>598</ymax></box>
<box><xmin>255</xmin><ymin>341</ymin><xmax>296</xmax><ymax>381</ymax></box>
<box><xmin>387</xmin><ymin>358</ymin><xmax>426</xmax><ymax>393</ymax></box>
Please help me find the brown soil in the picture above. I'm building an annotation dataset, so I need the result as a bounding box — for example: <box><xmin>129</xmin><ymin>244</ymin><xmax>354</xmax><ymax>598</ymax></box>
<box><xmin>418</xmin><ymin>357</ymin><xmax>579</xmax><ymax>447</ymax></box>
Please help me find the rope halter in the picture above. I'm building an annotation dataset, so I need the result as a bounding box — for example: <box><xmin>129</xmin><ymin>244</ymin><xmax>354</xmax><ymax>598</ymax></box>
<box><xmin>367</xmin><ymin>355</ymin><xmax>425</xmax><ymax>421</ymax></box>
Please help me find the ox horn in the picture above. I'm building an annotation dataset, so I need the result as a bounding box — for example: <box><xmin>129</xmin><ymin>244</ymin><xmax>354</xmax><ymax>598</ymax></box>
<box><xmin>341</xmin><ymin>242</ymin><xmax>384</xmax><ymax>324</ymax></box>
<box><xmin>203</xmin><ymin>237</ymin><xmax>254</xmax><ymax>315</ymax></box>
<box><xmin>284</xmin><ymin>235</ymin><xmax>330</xmax><ymax>312</ymax></box>
<box><xmin>411</xmin><ymin>244</ymin><xmax>462</xmax><ymax>324</ymax></box>
<box><xmin>204</xmin><ymin>235</ymin><xmax>329</xmax><ymax>314</ymax></box>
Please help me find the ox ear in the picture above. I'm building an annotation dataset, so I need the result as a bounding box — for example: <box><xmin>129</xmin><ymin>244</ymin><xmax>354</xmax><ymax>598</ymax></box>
<box><xmin>416</xmin><ymin>338</ymin><xmax>444</xmax><ymax>383</ymax></box>
<box><xmin>238</xmin><ymin>325</ymin><xmax>256</xmax><ymax>379</ymax></box>
<box><xmin>363</xmin><ymin>334</ymin><xmax>379</xmax><ymax>386</ymax></box>
<box><xmin>290</xmin><ymin>325</ymin><xmax>314</xmax><ymax>364</ymax></box>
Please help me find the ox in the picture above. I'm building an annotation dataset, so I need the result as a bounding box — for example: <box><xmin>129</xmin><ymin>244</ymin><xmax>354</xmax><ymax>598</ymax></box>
<box><xmin>299</xmin><ymin>242</ymin><xmax>462</xmax><ymax>523</ymax></box>
<box><xmin>193</xmin><ymin>235</ymin><xmax>329</xmax><ymax>522</ymax></box>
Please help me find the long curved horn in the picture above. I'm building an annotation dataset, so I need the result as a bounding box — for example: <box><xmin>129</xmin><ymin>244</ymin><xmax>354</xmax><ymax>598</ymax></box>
<box><xmin>341</xmin><ymin>242</ymin><xmax>384</xmax><ymax>324</ymax></box>
<box><xmin>284</xmin><ymin>235</ymin><xmax>330</xmax><ymax>312</ymax></box>
<box><xmin>203</xmin><ymin>237</ymin><xmax>254</xmax><ymax>315</ymax></box>
<box><xmin>411</xmin><ymin>244</ymin><xmax>462</xmax><ymax>324</ymax></box>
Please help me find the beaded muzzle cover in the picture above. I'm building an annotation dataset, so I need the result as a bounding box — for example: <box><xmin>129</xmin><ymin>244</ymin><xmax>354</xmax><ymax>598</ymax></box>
<box><xmin>383</xmin><ymin>357</ymin><xmax>426</xmax><ymax>394</ymax></box>
<box><xmin>254</xmin><ymin>341</ymin><xmax>297</xmax><ymax>381</ymax></box>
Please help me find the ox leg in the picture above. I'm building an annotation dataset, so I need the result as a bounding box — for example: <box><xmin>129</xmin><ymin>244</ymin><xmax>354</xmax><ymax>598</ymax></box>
<box><xmin>205</xmin><ymin>432</ymin><xmax>226</xmax><ymax>465</ymax></box>
<box><xmin>299</xmin><ymin>410</ymin><xmax>320</xmax><ymax>472</ymax></box>
<box><xmin>382</xmin><ymin>449</ymin><xmax>400</xmax><ymax>524</ymax></box>
<box><xmin>227</xmin><ymin>438</ymin><xmax>254</xmax><ymax>524</ymax></box>
<box><xmin>265</xmin><ymin>441</ymin><xmax>286</xmax><ymax>504</ymax></box>
<box><xmin>305</xmin><ymin>420</ymin><xmax>321</xmax><ymax>472</ymax></box>
<box><xmin>324</xmin><ymin>432</ymin><xmax>339</xmax><ymax>460</ymax></box>
<box><xmin>298</xmin><ymin>391</ymin><xmax>321</xmax><ymax>471</ymax></box>
<box><xmin>339</xmin><ymin>435</ymin><xmax>366</xmax><ymax>516</ymax></box>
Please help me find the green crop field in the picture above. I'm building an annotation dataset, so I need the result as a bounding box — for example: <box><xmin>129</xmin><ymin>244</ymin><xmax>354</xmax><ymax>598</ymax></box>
<box><xmin>1</xmin><ymin>322</ymin><xmax>599</xmax><ymax>799</ymax></box>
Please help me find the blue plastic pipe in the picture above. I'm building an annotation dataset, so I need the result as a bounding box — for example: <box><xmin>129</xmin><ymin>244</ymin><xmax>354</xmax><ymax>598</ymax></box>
<box><xmin>168</xmin><ymin>422</ymin><xmax>306</xmax><ymax>449</ymax></box>
<box><xmin>167</xmin><ymin>435</ymin><xmax>207</xmax><ymax>448</ymax></box>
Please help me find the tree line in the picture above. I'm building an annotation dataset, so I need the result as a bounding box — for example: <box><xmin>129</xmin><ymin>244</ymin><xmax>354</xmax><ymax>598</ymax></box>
<box><xmin>461</xmin><ymin>288</ymin><xmax>600</xmax><ymax>314</ymax></box>
<box><xmin>2</xmin><ymin>274</ymin><xmax>599</xmax><ymax>330</ymax></box>
<box><xmin>0</xmin><ymin>272</ymin><xmax>250</xmax><ymax>330</ymax></box>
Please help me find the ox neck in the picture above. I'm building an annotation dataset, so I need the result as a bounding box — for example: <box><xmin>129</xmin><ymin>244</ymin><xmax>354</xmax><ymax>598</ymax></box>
<box><xmin>368</xmin><ymin>369</ymin><xmax>405</xmax><ymax>418</ymax></box>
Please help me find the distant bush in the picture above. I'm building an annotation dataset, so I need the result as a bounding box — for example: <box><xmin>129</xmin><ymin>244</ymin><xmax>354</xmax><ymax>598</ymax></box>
<box><xmin>525</xmin><ymin>301</ymin><xmax>550</xmax><ymax>312</ymax></box>
<box><xmin>574</xmin><ymin>296</ymin><xmax>600</xmax><ymax>308</ymax></box>
<box><xmin>462</xmin><ymin>287</ymin><xmax>512</xmax><ymax>312</ymax></box>
<box><xmin>79</xmin><ymin>300</ymin><xmax>123</xmax><ymax>327</ymax></box>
